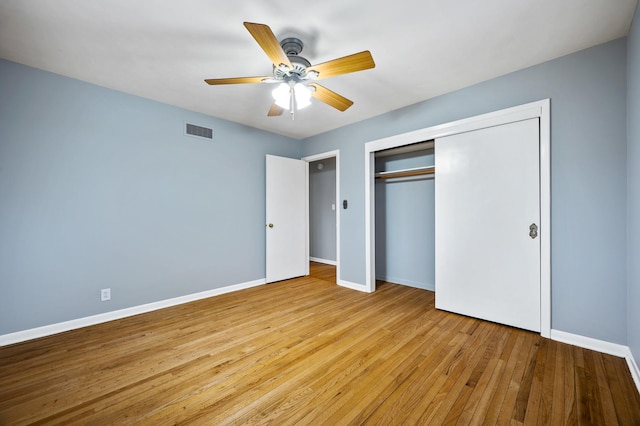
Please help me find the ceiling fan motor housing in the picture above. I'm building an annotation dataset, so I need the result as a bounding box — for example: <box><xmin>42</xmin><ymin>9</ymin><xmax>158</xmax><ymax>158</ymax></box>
<box><xmin>280</xmin><ymin>37</ymin><xmax>303</xmax><ymax>55</ymax></box>
<box><xmin>280</xmin><ymin>37</ymin><xmax>311</xmax><ymax>70</ymax></box>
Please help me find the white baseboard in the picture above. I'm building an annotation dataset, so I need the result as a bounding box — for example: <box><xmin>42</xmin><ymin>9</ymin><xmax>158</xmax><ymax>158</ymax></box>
<box><xmin>551</xmin><ymin>329</ymin><xmax>640</xmax><ymax>394</ymax></box>
<box><xmin>628</xmin><ymin>351</ymin><xmax>640</xmax><ymax>395</ymax></box>
<box><xmin>550</xmin><ymin>329</ymin><xmax>629</xmax><ymax>357</ymax></box>
<box><xmin>375</xmin><ymin>275</ymin><xmax>435</xmax><ymax>291</ymax></box>
<box><xmin>0</xmin><ymin>278</ymin><xmax>266</xmax><ymax>347</ymax></box>
<box><xmin>338</xmin><ymin>279</ymin><xmax>372</xmax><ymax>293</ymax></box>
<box><xmin>309</xmin><ymin>257</ymin><xmax>337</xmax><ymax>266</ymax></box>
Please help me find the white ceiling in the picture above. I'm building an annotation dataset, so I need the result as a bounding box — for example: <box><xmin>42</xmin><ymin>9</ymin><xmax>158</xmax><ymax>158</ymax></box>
<box><xmin>0</xmin><ymin>0</ymin><xmax>637</xmax><ymax>139</ymax></box>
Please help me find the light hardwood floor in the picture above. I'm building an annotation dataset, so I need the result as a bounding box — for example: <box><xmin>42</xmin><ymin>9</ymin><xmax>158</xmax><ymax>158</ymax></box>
<box><xmin>1</xmin><ymin>262</ymin><xmax>639</xmax><ymax>425</ymax></box>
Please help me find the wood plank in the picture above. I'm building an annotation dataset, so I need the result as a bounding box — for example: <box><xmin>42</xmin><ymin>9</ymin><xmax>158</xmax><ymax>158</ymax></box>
<box><xmin>421</xmin><ymin>321</ymin><xmax>498</xmax><ymax>424</ymax></box>
<box><xmin>548</xmin><ymin>340</ymin><xmax>565</xmax><ymax>424</ymax></box>
<box><xmin>479</xmin><ymin>330</ymin><xmax>526</xmax><ymax>425</ymax></box>
<box><xmin>522</xmin><ymin>337</ymin><xmax>549</xmax><ymax>425</ymax></box>
<box><xmin>592</xmin><ymin>350</ymin><xmax>621</xmax><ymax>423</ymax></box>
<box><xmin>351</xmin><ymin>314</ymin><xmax>468</xmax><ymax>424</ymax></box>
<box><xmin>578</xmin><ymin>349</ymin><xmax>606</xmax><ymax>425</ymax></box>
<box><xmin>564</xmin><ymin>344</ymin><xmax>578</xmax><ymax>424</ymax></box>
<box><xmin>512</xmin><ymin>335</ymin><xmax>541</xmax><ymax>422</ymax></box>
<box><xmin>0</xmin><ymin>269</ymin><xmax>638</xmax><ymax>424</ymax></box>
<box><xmin>607</xmin><ymin>352</ymin><xmax>640</xmax><ymax>424</ymax></box>
<box><xmin>449</xmin><ymin>325</ymin><xmax>510</xmax><ymax>424</ymax></box>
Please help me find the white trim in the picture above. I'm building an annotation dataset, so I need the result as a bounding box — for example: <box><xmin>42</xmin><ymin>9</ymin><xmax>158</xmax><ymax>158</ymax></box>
<box><xmin>365</xmin><ymin>102</ymin><xmax>547</xmax><ymax>153</ymax></box>
<box><xmin>305</xmin><ymin>160</ymin><xmax>310</xmax><ymax>276</ymax></box>
<box><xmin>364</xmin><ymin>150</ymin><xmax>376</xmax><ymax>292</ymax></box>
<box><xmin>310</xmin><ymin>257</ymin><xmax>337</xmax><ymax>266</ymax></box>
<box><xmin>338</xmin><ymin>279</ymin><xmax>372</xmax><ymax>293</ymax></box>
<box><xmin>303</xmin><ymin>150</ymin><xmax>341</xmax><ymax>283</ymax></box>
<box><xmin>364</xmin><ymin>99</ymin><xmax>551</xmax><ymax>338</ymax></box>
<box><xmin>551</xmin><ymin>329</ymin><xmax>640</xmax><ymax>394</ymax></box>
<box><xmin>628</xmin><ymin>351</ymin><xmax>640</xmax><ymax>394</ymax></box>
<box><xmin>550</xmin><ymin>329</ymin><xmax>629</xmax><ymax>357</ymax></box>
<box><xmin>0</xmin><ymin>278</ymin><xmax>266</xmax><ymax>347</ymax></box>
<box><xmin>539</xmin><ymin>100</ymin><xmax>551</xmax><ymax>338</ymax></box>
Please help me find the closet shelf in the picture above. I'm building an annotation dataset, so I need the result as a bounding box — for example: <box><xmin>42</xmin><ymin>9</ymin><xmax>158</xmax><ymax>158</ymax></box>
<box><xmin>375</xmin><ymin>165</ymin><xmax>435</xmax><ymax>179</ymax></box>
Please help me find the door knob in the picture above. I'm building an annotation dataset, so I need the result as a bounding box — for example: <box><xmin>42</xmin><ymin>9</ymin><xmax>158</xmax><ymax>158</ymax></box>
<box><xmin>268</xmin><ymin>223</ymin><xmax>274</xmax><ymax>228</ymax></box>
<box><xmin>529</xmin><ymin>223</ymin><xmax>538</xmax><ymax>239</ymax></box>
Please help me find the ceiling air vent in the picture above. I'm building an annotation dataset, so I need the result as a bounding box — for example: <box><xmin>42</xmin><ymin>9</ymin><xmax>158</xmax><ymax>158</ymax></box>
<box><xmin>185</xmin><ymin>123</ymin><xmax>213</xmax><ymax>140</ymax></box>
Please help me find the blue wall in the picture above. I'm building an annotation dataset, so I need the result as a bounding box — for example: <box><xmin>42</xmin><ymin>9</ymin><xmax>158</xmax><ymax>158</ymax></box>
<box><xmin>628</xmin><ymin>4</ymin><xmax>640</xmax><ymax>367</ymax></box>
<box><xmin>1</xmin><ymin>33</ymin><xmax>635</xmax><ymax>350</ymax></box>
<box><xmin>303</xmin><ymin>39</ymin><xmax>629</xmax><ymax>344</ymax></box>
<box><xmin>0</xmin><ymin>59</ymin><xmax>301</xmax><ymax>335</ymax></box>
<box><xmin>309</xmin><ymin>158</ymin><xmax>336</xmax><ymax>262</ymax></box>
<box><xmin>375</xmin><ymin>150</ymin><xmax>435</xmax><ymax>290</ymax></box>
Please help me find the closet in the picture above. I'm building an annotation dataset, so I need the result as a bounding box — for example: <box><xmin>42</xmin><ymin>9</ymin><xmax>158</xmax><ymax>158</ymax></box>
<box><xmin>374</xmin><ymin>141</ymin><xmax>436</xmax><ymax>290</ymax></box>
<box><xmin>367</xmin><ymin>100</ymin><xmax>549</xmax><ymax>334</ymax></box>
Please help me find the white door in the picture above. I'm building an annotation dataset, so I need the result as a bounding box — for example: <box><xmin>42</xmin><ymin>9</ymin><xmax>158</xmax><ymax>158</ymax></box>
<box><xmin>266</xmin><ymin>155</ymin><xmax>308</xmax><ymax>283</ymax></box>
<box><xmin>435</xmin><ymin>118</ymin><xmax>540</xmax><ymax>332</ymax></box>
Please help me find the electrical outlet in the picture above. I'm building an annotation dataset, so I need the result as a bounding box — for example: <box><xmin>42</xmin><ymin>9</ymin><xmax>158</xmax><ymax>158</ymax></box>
<box><xmin>101</xmin><ymin>288</ymin><xmax>111</xmax><ymax>302</ymax></box>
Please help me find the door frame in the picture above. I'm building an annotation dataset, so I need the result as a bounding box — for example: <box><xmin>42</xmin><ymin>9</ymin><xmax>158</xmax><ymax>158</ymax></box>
<box><xmin>302</xmin><ymin>150</ymin><xmax>341</xmax><ymax>284</ymax></box>
<box><xmin>364</xmin><ymin>99</ymin><xmax>551</xmax><ymax>338</ymax></box>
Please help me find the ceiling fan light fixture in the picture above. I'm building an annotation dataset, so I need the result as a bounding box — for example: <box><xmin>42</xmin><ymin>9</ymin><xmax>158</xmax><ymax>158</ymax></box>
<box><xmin>272</xmin><ymin>82</ymin><xmax>312</xmax><ymax>111</ymax></box>
<box><xmin>272</xmin><ymin>83</ymin><xmax>291</xmax><ymax>109</ymax></box>
<box><xmin>294</xmin><ymin>83</ymin><xmax>311</xmax><ymax>109</ymax></box>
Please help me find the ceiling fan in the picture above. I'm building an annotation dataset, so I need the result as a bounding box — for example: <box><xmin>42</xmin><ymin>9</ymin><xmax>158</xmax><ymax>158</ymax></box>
<box><xmin>204</xmin><ymin>22</ymin><xmax>375</xmax><ymax>119</ymax></box>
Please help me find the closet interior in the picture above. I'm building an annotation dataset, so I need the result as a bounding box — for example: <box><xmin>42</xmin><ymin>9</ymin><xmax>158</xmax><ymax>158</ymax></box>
<box><xmin>374</xmin><ymin>140</ymin><xmax>436</xmax><ymax>291</ymax></box>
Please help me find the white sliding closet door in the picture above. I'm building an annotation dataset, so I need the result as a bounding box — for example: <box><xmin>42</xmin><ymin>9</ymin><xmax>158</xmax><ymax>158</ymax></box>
<box><xmin>435</xmin><ymin>118</ymin><xmax>540</xmax><ymax>332</ymax></box>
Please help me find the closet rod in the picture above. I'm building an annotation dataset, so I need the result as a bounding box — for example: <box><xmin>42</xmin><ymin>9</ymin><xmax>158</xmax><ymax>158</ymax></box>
<box><xmin>375</xmin><ymin>165</ymin><xmax>435</xmax><ymax>179</ymax></box>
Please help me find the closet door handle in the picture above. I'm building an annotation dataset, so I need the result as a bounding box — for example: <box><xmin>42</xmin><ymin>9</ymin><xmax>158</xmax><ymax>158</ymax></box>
<box><xmin>529</xmin><ymin>223</ymin><xmax>538</xmax><ymax>239</ymax></box>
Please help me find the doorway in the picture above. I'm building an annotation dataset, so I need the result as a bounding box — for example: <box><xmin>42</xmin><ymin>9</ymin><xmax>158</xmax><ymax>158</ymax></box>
<box><xmin>303</xmin><ymin>150</ymin><xmax>340</xmax><ymax>284</ymax></box>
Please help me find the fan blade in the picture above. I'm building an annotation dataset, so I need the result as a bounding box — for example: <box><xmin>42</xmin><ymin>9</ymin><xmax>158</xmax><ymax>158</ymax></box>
<box><xmin>309</xmin><ymin>84</ymin><xmax>354</xmax><ymax>112</ymax></box>
<box><xmin>204</xmin><ymin>76</ymin><xmax>269</xmax><ymax>85</ymax></box>
<box><xmin>268</xmin><ymin>102</ymin><xmax>284</xmax><ymax>117</ymax></box>
<box><xmin>307</xmin><ymin>51</ymin><xmax>375</xmax><ymax>80</ymax></box>
<box><xmin>243</xmin><ymin>22</ymin><xmax>293</xmax><ymax>70</ymax></box>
